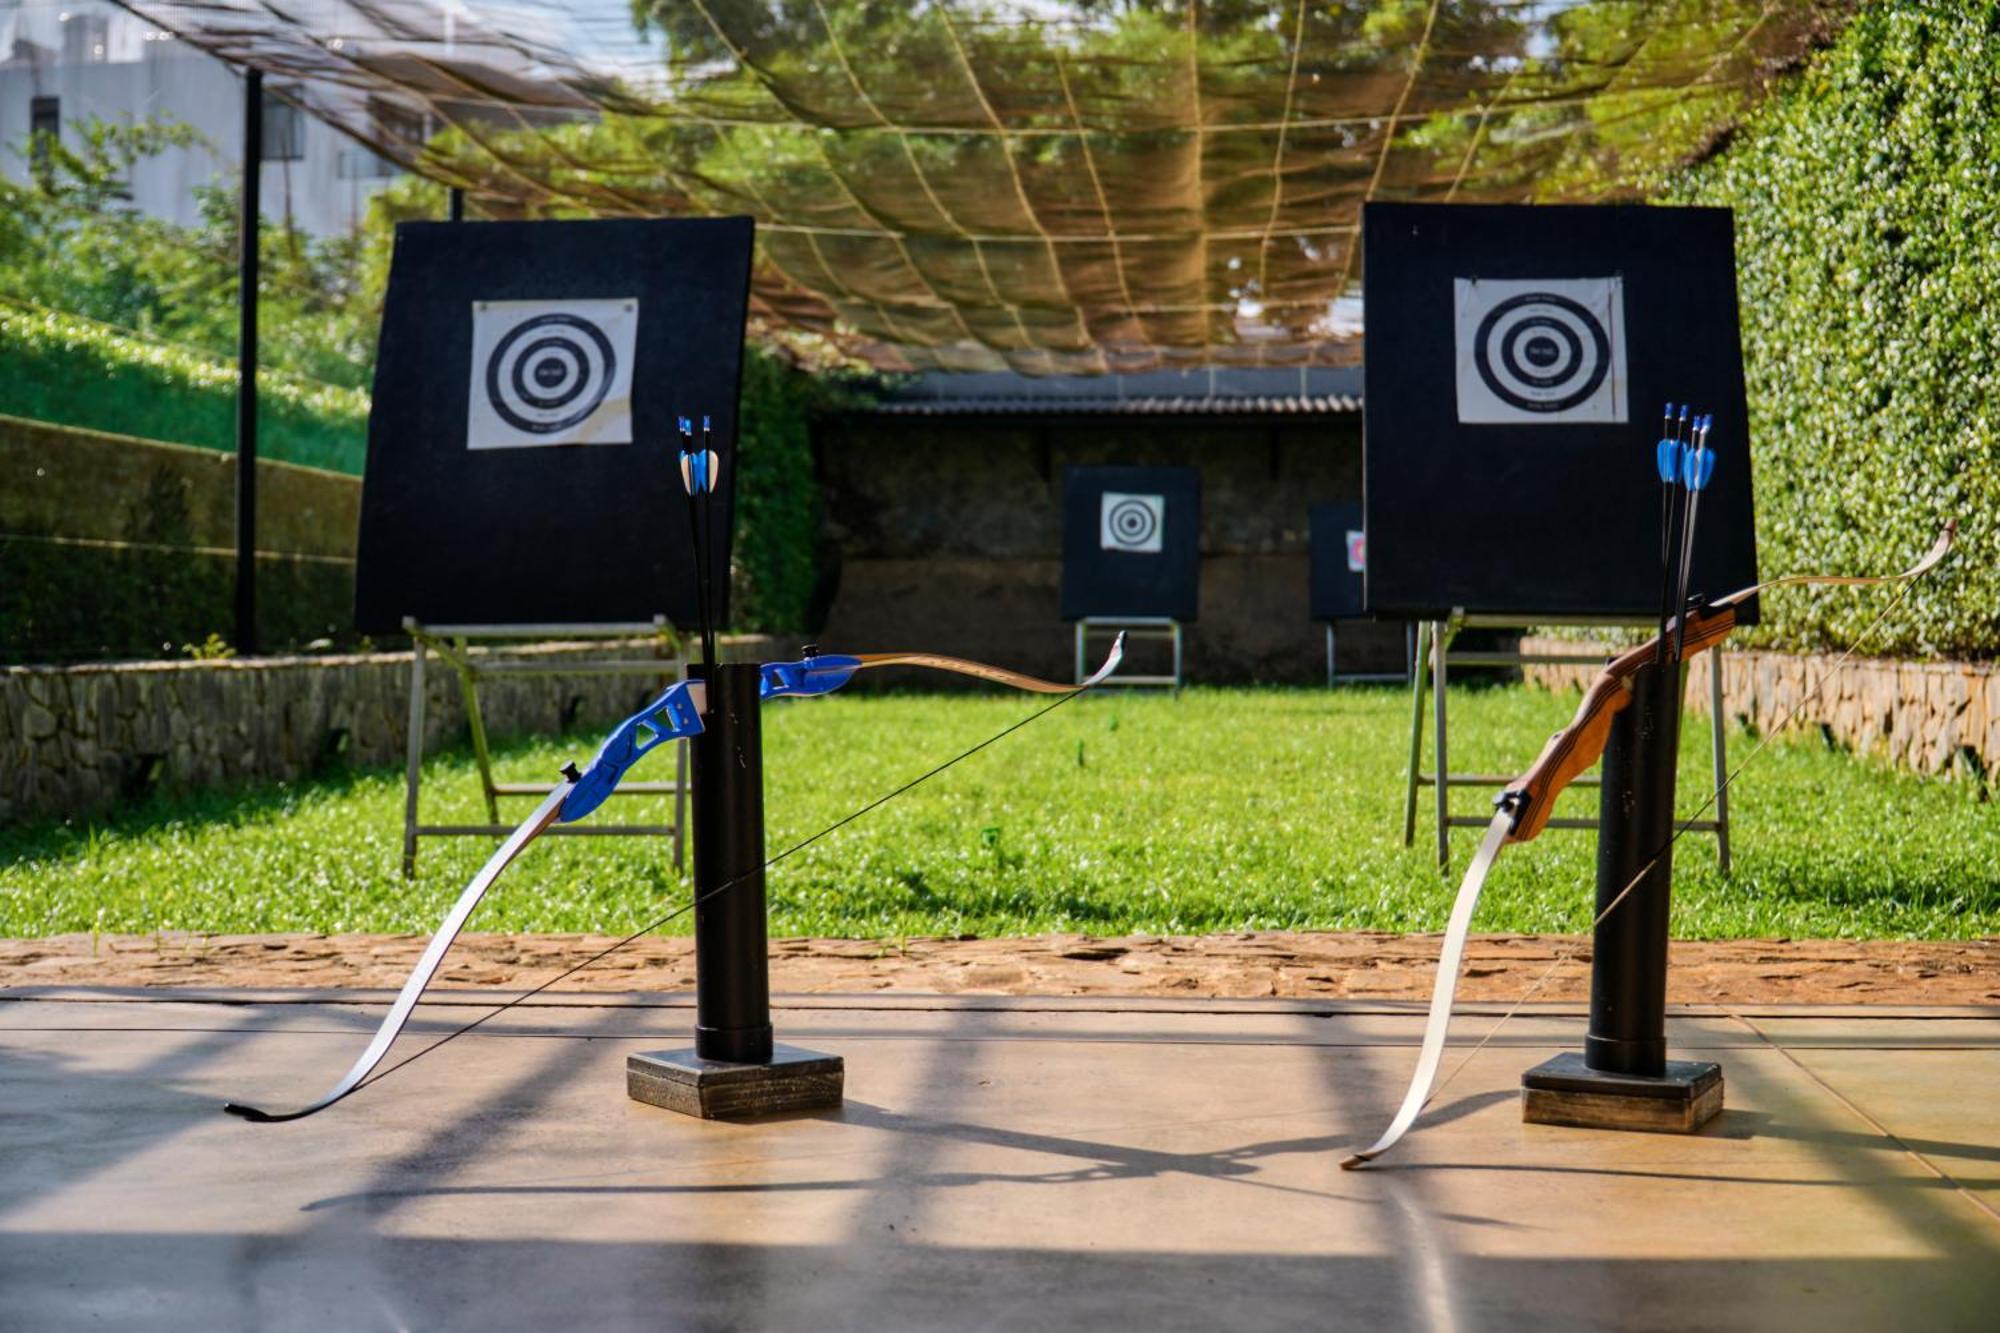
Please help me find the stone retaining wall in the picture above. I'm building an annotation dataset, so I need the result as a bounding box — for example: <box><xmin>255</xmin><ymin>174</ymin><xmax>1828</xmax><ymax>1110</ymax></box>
<box><xmin>1</xmin><ymin>636</ymin><xmax>791</xmax><ymax>825</ymax></box>
<box><xmin>1520</xmin><ymin>636</ymin><xmax>1999</xmax><ymax>782</ymax></box>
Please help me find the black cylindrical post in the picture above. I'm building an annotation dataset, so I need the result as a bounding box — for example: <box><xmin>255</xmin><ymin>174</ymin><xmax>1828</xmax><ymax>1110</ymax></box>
<box><xmin>448</xmin><ymin>186</ymin><xmax>465</xmax><ymax>222</ymax></box>
<box><xmin>234</xmin><ymin>68</ymin><xmax>262</xmax><ymax>655</ymax></box>
<box><xmin>1585</xmin><ymin>658</ymin><xmax>1682</xmax><ymax>1077</ymax></box>
<box><xmin>690</xmin><ymin>662</ymin><xmax>773</xmax><ymax>1064</ymax></box>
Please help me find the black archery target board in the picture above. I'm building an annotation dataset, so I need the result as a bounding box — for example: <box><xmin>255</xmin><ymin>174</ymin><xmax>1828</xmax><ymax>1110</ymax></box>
<box><xmin>1309</xmin><ymin>501</ymin><xmax>1368</xmax><ymax>621</ymax></box>
<box><xmin>1060</xmin><ymin>466</ymin><xmax>1201</xmax><ymax>621</ymax></box>
<box><xmin>1362</xmin><ymin>203</ymin><xmax>1759</xmax><ymax>621</ymax></box>
<box><xmin>354</xmin><ymin>217</ymin><xmax>753</xmax><ymax>633</ymax></box>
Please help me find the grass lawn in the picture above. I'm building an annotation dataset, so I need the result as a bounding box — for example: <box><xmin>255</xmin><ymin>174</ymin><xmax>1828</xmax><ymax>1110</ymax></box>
<box><xmin>2</xmin><ymin>684</ymin><xmax>1994</xmax><ymax>941</ymax></box>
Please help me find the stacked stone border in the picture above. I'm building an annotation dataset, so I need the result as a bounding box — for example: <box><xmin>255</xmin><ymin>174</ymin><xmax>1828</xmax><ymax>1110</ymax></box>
<box><xmin>1520</xmin><ymin>636</ymin><xmax>1999</xmax><ymax>784</ymax></box>
<box><xmin>2</xmin><ymin>636</ymin><xmax>793</xmax><ymax>825</ymax></box>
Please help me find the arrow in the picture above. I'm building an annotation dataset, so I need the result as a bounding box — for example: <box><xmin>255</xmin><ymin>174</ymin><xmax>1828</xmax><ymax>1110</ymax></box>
<box><xmin>1672</xmin><ymin>414</ymin><xmax>1717</xmax><ymax>661</ymax></box>
<box><xmin>1654</xmin><ymin>404</ymin><xmax>1692</xmax><ymax>663</ymax></box>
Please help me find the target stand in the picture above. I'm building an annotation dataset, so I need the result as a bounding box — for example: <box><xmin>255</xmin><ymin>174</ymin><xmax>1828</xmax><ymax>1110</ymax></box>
<box><xmin>399</xmin><ymin>619</ymin><xmax>687</xmax><ymax>878</ymax></box>
<box><xmin>1060</xmin><ymin>466</ymin><xmax>1200</xmax><ymax>689</ymax></box>
<box><xmin>1310</xmin><ymin>502</ymin><xmax>1413</xmax><ymax>686</ymax></box>
<box><xmin>351</xmin><ymin>216</ymin><xmax>755</xmax><ymax>879</ymax></box>
<box><xmin>1074</xmin><ymin>616</ymin><xmax>1182</xmax><ymax>690</ymax></box>
<box><xmin>1362</xmin><ymin>203</ymin><xmax>1755</xmax><ymax>873</ymax></box>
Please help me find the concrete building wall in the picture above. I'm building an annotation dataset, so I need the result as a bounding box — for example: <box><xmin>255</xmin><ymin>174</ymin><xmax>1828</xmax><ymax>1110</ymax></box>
<box><xmin>0</xmin><ymin>0</ymin><xmax>395</xmax><ymax>237</ymax></box>
<box><xmin>810</xmin><ymin>413</ymin><xmax>1408</xmax><ymax>685</ymax></box>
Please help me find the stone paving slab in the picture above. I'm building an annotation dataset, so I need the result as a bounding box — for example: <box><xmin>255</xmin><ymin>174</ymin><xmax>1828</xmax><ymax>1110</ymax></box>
<box><xmin>1</xmin><ymin>991</ymin><xmax>1995</xmax><ymax>1332</ymax></box>
<box><xmin>10</xmin><ymin>931</ymin><xmax>1997</xmax><ymax>1005</ymax></box>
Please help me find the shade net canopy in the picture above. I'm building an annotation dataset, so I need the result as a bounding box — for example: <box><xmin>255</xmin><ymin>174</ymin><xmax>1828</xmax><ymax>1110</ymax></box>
<box><xmin>117</xmin><ymin>0</ymin><xmax>1843</xmax><ymax>374</ymax></box>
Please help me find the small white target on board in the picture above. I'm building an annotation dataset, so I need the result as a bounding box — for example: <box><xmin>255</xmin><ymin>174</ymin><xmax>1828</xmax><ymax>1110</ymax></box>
<box><xmin>1454</xmin><ymin>277</ymin><xmax>1627</xmax><ymax>424</ymax></box>
<box><xmin>467</xmin><ymin>299</ymin><xmax>638</xmax><ymax>449</ymax></box>
<box><xmin>1100</xmin><ymin>492</ymin><xmax>1165</xmax><ymax>553</ymax></box>
<box><xmin>1346</xmin><ymin>529</ymin><xmax>1366</xmax><ymax>573</ymax></box>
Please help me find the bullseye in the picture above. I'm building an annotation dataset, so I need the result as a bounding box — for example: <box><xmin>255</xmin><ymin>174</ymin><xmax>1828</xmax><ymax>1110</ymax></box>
<box><xmin>483</xmin><ymin>313</ymin><xmax>617</xmax><ymax>434</ymax></box>
<box><xmin>1472</xmin><ymin>292</ymin><xmax>1611</xmax><ymax>414</ymax></box>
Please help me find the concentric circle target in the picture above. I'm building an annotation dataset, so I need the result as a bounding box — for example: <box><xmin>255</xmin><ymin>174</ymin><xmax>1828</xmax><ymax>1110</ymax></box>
<box><xmin>1471</xmin><ymin>293</ymin><xmax>1610</xmax><ymax>414</ymax></box>
<box><xmin>1106</xmin><ymin>497</ymin><xmax>1160</xmax><ymax>549</ymax></box>
<box><xmin>483</xmin><ymin>313</ymin><xmax>618</xmax><ymax>435</ymax></box>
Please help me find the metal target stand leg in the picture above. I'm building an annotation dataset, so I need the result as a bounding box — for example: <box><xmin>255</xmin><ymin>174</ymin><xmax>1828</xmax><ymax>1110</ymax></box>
<box><xmin>1399</xmin><ymin>620</ymin><xmax>1431</xmax><ymax>849</ymax></box>
<box><xmin>1401</xmin><ymin>618</ymin><xmax>1733</xmax><ymax>872</ymax></box>
<box><xmin>1326</xmin><ymin>620</ymin><xmax>1421</xmax><ymax>687</ymax></box>
<box><xmin>1432</xmin><ymin>618</ymin><xmax>1452</xmax><ymax>870</ymax></box>
<box><xmin>399</xmin><ymin>618</ymin><xmax>689</xmax><ymax>878</ymax></box>
<box><xmin>1075</xmin><ymin>616</ymin><xmax>1181</xmax><ymax>690</ymax></box>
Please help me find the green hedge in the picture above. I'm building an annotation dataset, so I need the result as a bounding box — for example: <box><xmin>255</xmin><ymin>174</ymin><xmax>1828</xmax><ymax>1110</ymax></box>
<box><xmin>0</xmin><ymin>305</ymin><xmax>368</xmax><ymax>475</ymax></box>
<box><xmin>1670</xmin><ymin>2</ymin><xmax>1998</xmax><ymax>658</ymax></box>
<box><xmin>731</xmin><ymin>346</ymin><xmax>850</xmax><ymax>634</ymax></box>
<box><xmin>0</xmin><ymin>541</ymin><xmax>351</xmax><ymax>663</ymax></box>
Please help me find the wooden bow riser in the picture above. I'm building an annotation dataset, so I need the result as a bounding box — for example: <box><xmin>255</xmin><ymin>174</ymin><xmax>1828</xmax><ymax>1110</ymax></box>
<box><xmin>1504</xmin><ymin>605</ymin><xmax>1739</xmax><ymax>845</ymax></box>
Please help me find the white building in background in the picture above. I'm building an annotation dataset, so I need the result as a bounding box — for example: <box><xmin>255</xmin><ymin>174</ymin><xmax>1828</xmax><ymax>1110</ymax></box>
<box><xmin>0</xmin><ymin>0</ymin><xmax>400</xmax><ymax>237</ymax></box>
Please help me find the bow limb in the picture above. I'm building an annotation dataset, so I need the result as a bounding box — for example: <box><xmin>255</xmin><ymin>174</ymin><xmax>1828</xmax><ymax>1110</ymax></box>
<box><xmin>227</xmin><ymin>678</ymin><xmax>716</xmax><ymax>1122</ymax></box>
<box><xmin>853</xmin><ymin>636</ymin><xmax>1127</xmax><ymax>694</ymax></box>
<box><xmin>1503</xmin><ymin>519</ymin><xmax>1954</xmax><ymax>845</ymax></box>
<box><xmin>1341</xmin><ymin>806</ymin><xmax>1515</xmax><ymax>1169</ymax></box>
<box><xmin>1713</xmin><ymin>518</ymin><xmax>1956</xmax><ymax>610</ymax></box>
<box><xmin>224</xmin><ymin>781</ymin><xmax>571</xmax><ymax>1122</ymax></box>
<box><xmin>1346</xmin><ymin>520</ymin><xmax>1956</xmax><ymax>1165</ymax></box>
<box><xmin>764</xmin><ymin>635</ymin><xmax>1127</xmax><ymax>699</ymax></box>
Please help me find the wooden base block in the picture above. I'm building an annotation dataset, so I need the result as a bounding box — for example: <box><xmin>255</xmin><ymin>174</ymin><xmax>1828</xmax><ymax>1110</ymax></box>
<box><xmin>627</xmin><ymin>1044</ymin><xmax>844</xmax><ymax>1120</ymax></box>
<box><xmin>1521</xmin><ymin>1051</ymin><xmax>1723</xmax><ymax>1134</ymax></box>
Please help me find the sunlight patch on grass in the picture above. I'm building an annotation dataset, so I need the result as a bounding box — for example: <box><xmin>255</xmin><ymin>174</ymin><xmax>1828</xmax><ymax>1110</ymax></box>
<box><xmin>3</xmin><ymin>686</ymin><xmax>1994</xmax><ymax>940</ymax></box>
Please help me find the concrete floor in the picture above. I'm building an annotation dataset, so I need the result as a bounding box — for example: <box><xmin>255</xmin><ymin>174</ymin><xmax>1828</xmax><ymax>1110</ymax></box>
<box><xmin>1</xmin><ymin>989</ymin><xmax>1995</xmax><ymax>1332</ymax></box>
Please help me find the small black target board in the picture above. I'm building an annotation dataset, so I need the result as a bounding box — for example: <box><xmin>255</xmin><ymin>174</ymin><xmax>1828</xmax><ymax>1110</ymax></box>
<box><xmin>1309</xmin><ymin>501</ymin><xmax>1368</xmax><ymax>621</ymax></box>
<box><xmin>354</xmin><ymin>217</ymin><xmax>753</xmax><ymax>633</ymax></box>
<box><xmin>1362</xmin><ymin>203</ymin><xmax>1759</xmax><ymax>621</ymax></box>
<box><xmin>1060</xmin><ymin>466</ymin><xmax>1200</xmax><ymax>621</ymax></box>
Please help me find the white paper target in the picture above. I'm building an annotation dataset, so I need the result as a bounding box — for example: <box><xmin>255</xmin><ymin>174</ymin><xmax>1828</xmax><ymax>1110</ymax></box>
<box><xmin>1100</xmin><ymin>492</ymin><xmax>1165</xmax><ymax>553</ymax></box>
<box><xmin>1345</xmin><ymin>529</ymin><xmax>1366</xmax><ymax>573</ymax></box>
<box><xmin>1453</xmin><ymin>277</ymin><xmax>1626</xmax><ymax>424</ymax></box>
<box><xmin>467</xmin><ymin>298</ymin><xmax>637</xmax><ymax>449</ymax></box>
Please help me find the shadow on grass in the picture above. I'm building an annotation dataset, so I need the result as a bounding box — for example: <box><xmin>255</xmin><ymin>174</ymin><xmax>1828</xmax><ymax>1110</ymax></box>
<box><xmin>0</xmin><ymin>731</ymin><xmax>572</xmax><ymax>870</ymax></box>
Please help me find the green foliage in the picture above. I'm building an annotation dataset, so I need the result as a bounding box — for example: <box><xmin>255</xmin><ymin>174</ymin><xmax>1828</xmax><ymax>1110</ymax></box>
<box><xmin>0</xmin><ymin>121</ymin><xmax>834</xmax><ymax>633</ymax></box>
<box><xmin>0</xmin><ymin>116</ymin><xmax>371</xmax><ymax>470</ymax></box>
<box><xmin>0</xmin><ymin>538</ymin><xmax>351</xmax><ymax>663</ymax></box>
<box><xmin>3</xmin><ymin>686</ymin><xmax>1992</xmax><ymax>939</ymax></box>
<box><xmin>0</xmin><ymin>303</ymin><xmax>368</xmax><ymax>472</ymax></box>
<box><xmin>1670</xmin><ymin>2</ymin><xmax>2000</xmax><ymax>657</ymax></box>
<box><xmin>731</xmin><ymin>346</ymin><xmax>855</xmax><ymax>632</ymax></box>
<box><xmin>1</xmin><ymin>116</ymin><xmax>376</xmax><ymax>390</ymax></box>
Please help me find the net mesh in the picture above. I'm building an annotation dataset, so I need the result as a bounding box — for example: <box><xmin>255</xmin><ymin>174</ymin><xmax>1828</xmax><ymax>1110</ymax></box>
<box><xmin>114</xmin><ymin>0</ymin><xmax>1844</xmax><ymax>373</ymax></box>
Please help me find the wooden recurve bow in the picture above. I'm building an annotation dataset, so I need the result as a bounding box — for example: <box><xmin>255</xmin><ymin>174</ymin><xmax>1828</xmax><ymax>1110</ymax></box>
<box><xmin>1342</xmin><ymin>523</ymin><xmax>1954</xmax><ymax>1168</ymax></box>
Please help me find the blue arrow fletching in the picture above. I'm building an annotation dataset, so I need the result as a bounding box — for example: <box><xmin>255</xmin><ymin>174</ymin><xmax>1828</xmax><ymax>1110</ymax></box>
<box><xmin>1689</xmin><ymin>445</ymin><xmax>1717</xmax><ymax>491</ymax></box>
<box><xmin>1656</xmin><ymin>438</ymin><xmax>1680</xmax><ymax>484</ymax></box>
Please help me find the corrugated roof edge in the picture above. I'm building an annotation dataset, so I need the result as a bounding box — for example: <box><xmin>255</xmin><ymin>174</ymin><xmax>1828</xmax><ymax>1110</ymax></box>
<box><xmin>853</xmin><ymin>366</ymin><xmax>1365</xmax><ymax>416</ymax></box>
<box><xmin>865</xmin><ymin>394</ymin><xmax>1362</xmax><ymax>416</ymax></box>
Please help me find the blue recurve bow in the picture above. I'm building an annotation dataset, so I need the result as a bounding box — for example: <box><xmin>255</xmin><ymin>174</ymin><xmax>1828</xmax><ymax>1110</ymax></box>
<box><xmin>225</xmin><ymin>636</ymin><xmax>1125</xmax><ymax>1122</ymax></box>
